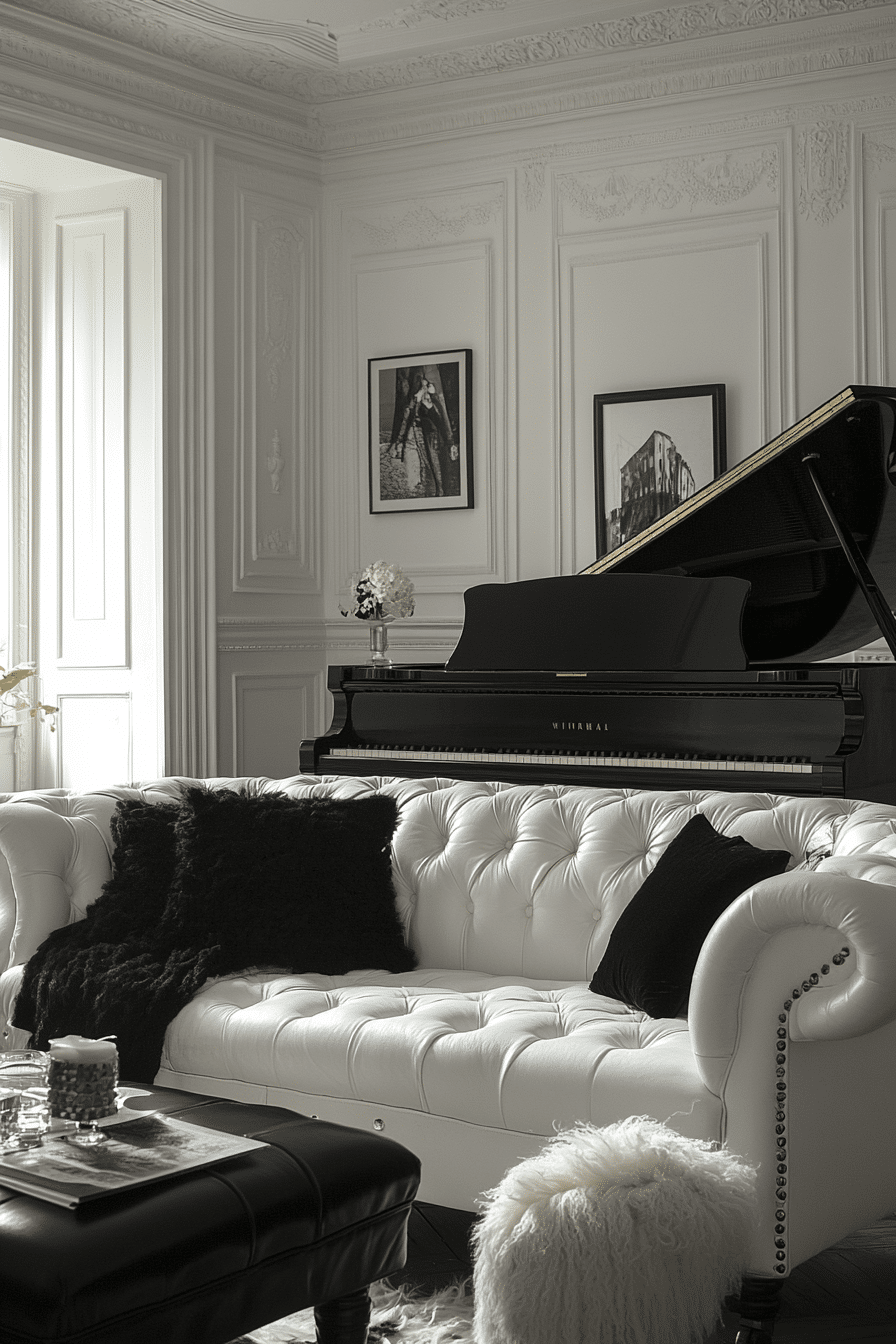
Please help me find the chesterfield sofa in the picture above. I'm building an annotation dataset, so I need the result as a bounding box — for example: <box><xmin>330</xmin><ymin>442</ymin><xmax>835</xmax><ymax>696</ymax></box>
<box><xmin>2</xmin><ymin>772</ymin><xmax>896</xmax><ymax>1331</ymax></box>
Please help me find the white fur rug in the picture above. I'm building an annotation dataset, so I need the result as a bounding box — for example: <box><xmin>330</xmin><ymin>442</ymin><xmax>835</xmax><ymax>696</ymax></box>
<box><xmin>228</xmin><ymin>1280</ymin><xmax>475</xmax><ymax>1344</ymax></box>
<box><xmin>227</xmin><ymin>1278</ymin><xmax>739</xmax><ymax>1343</ymax></box>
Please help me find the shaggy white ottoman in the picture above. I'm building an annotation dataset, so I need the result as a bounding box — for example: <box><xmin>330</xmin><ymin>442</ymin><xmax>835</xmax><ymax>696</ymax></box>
<box><xmin>472</xmin><ymin>1117</ymin><xmax>758</xmax><ymax>1344</ymax></box>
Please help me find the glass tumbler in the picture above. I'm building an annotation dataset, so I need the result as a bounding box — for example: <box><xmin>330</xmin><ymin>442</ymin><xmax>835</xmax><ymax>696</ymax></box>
<box><xmin>0</xmin><ymin>1050</ymin><xmax>50</xmax><ymax>1149</ymax></box>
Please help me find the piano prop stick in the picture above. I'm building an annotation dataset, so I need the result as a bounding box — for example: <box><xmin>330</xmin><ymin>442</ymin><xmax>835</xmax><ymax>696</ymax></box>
<box><xmin>801</xmin><ymin>450</ymin><xmax>896</xmax><ymax>660</ymax></box>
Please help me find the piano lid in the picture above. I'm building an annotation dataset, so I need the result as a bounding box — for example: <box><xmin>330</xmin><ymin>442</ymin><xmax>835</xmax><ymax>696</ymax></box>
<box><xmin>581</xmin><ymin>385</ymin><xmax>896</xmax><ymax>664</ymax></box>
<box><xmin>446</xmin><ymin>574</ymin><xmax>750</xmax><ymax>671</ymax></box>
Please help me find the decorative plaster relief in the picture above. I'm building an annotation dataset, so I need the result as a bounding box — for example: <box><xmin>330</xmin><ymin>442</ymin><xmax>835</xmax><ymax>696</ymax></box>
<box><xmin>865</xmin><ymin>136</ymin><xmax>896</xmax><ymax>173</ymax></box>
<box><xmin>258</xmin><ymin>527</ymin><xmax>294</xmax><ymax>556</ymax></box>
<box><xmin>266</xmin><ymin>430</ymin><xmax>285</xmax><ymax>494</ymax></box>
<box><xmin>797</xmin><ymin>121</ymin><xmax>851</xmax><ymax>223</ymax></box>
<box><xmin>347</xmin><ymin>188</ymin><xmax>503</xmax><ymax>250</ymax></box>
<box><xmin>361</xmin><ymin>0</ymin><xmax>516</xmax><ymax>28</ymax></box>
<box><xmin>556</xmin><ymin>145</ymin><xmax>778</xmax><ymax>223</ymax></box>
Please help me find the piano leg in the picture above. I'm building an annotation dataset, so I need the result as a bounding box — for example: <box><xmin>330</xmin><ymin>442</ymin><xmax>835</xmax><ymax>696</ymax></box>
<box><xmin>726</xmin><ymin>1275</ymin><xmax>783</xmax><ymax>1342</ymax></box>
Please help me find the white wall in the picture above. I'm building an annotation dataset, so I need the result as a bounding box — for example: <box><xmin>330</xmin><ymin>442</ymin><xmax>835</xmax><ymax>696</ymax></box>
<box><xmin>0</xmin><ymin>10</ymin><xmax>894</xmax><ymax>781</ymax></box>
<box><xmin>314</xmin><ymin>71</ymin><xmax>896</xmax><ymax>743</ymax></box>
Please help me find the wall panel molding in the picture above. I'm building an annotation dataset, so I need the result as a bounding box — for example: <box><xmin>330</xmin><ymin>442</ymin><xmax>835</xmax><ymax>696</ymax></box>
<box><xmin>330</xmin><ymin>169</ymin><xmax>513</xmax><ymax>622</ymax></box>
<box><xmin>57</xmin><ymin>208</ymin><xmax>127</xmax><ymax>669</ymax></box>
<box><xmin>233</xmin><ymin>186</ymin><xmax>318</xmax><ymax>594</ymax></box>
<box><xmin>231</xmin><ymin>670</ymin><xmax>320</xmax><ymax>778</ymax></box>
<box><xmin>350</xmin><ymin>242</ymin><xmax>499</xmax><ymax>584</ymax></box>
<box><xmin>0</xmin><ymin>186</ymin><xmax>35</xmax><ymax>786</ymax></box>
<box><xmin>217</xmin><ymin>615</ymin><xmax>459</xmax><ymax>652</ymax></box>
<box><xmin>558</xmin><ymin>209</ymin><xmax>787</xmax><ymax>575</ymax></box>
<box><xmin>55</xmin><ymin>692</ymin><xmax>131</xmax><ymax>789</ymax></box>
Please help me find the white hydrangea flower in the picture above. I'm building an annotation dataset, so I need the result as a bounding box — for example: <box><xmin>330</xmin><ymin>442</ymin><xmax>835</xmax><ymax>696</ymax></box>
<box><xmin>341</xmin><ymin>562</ymin><xmax>415</xmax><ymax>621</ymax></box>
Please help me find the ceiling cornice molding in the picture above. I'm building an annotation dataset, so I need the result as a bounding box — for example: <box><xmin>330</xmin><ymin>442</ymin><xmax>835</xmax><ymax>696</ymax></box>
<box><xmin>0</xmin><ymin>0</ymin><xmax>320</xmax><ymax>100</ymax></box>
<box><xmin>358</xmin><ymin>0</ymin><xmax>518</xmax><ymax>32</ymax></box>
<box><xmin>0</xmin><ymin>3</ymin><xmax>324</xmax><ymax>151</ymax></box>
<box><xmin>0</xmin><ymin>1</ymin><xmax>893</xmax><ymax>156</ymax></box>
<box><xmin>305</xmin><ymin>0</ymin><xmax>896</xmax><ymax>100</ymax></box>
<box><xmin>3</xmin><ymin>0</ymin><xmax>894</xmax><ymax>104</ymax></box>
<box><xmin>317</xmin><ymin>14</ymin><xmax>896</xmax><ymax>152</ymax></box>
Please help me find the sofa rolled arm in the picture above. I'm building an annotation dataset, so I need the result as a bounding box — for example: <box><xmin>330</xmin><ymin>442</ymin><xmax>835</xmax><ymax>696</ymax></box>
<box><xmin>690</xmin><ymin>869</ymin><xmax>896</xmax><ymax>1085</ymax></box>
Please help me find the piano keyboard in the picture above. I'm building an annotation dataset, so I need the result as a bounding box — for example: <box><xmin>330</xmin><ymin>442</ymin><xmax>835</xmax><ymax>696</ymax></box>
<box><xmin>328</xmin><ymin>747</ymin><xmax>813</xmax><ymax>775</ymax></box>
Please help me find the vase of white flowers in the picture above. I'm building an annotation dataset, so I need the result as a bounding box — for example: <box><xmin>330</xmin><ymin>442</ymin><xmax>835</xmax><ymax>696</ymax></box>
<box><xmin>0</xmin><ymin>658</ymin><xmax>58</xmax><ymax>730</ymax></box>
<box><xmin>340</xmin><ymin>561</ymin><xmax>415</xmax><ymax>666</ymax></box>
<box><xmin>0</xmin><ymin>654</ymin><xmax>58</xmax><ymax>792</ymax></box>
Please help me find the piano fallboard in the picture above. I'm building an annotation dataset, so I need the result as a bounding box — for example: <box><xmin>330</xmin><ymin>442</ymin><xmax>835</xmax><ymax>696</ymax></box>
<box><xmin>301</xmin><ymin>663</ymin><xmax>896</xmax><ymax>804</ymax></box>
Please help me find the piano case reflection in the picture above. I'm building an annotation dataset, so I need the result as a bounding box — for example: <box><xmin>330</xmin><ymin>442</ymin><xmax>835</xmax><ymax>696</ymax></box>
<box><xmin>302</xmin><ymin>385</ymin><xmax>896</xmax><ymax>803</ymax></box>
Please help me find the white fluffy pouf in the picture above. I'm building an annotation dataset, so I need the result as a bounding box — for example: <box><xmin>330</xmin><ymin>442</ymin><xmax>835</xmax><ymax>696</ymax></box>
<box><xmin>472</xmin><ymin>1116</ymin><xmax>758</xmax><ymax>1344</ymax></box>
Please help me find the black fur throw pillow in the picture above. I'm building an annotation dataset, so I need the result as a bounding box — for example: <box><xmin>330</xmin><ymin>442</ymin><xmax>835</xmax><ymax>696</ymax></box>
<box><xmin>158</xmin><ymin>786</ymin><xmax>416</xmax><ymax>977</ymax></box>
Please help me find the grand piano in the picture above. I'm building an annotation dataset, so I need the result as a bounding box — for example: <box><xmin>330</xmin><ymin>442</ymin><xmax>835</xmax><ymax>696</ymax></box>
<box><xmin>301</xmin><ymin>385</ymin><xmax>896</xmax><ymax>803</ymax></box>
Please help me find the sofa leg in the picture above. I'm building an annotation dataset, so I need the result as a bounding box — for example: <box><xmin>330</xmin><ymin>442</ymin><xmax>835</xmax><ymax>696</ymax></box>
<box><xmin>725</xmin><ymin>1275</ymin><xmax>783</xmax><ymax>1343</ymax></box>
<box><xmin>314</xmin><ymin>1286</ymin><xmax>371</xmax><ymax>1344</ymax></box>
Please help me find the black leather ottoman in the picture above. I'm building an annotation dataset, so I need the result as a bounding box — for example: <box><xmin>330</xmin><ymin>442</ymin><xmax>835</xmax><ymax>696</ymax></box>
<box><xmin>0</xmin><ymin>1086</ymin><xmax>421</xmax><ymax>1344</ymax></box>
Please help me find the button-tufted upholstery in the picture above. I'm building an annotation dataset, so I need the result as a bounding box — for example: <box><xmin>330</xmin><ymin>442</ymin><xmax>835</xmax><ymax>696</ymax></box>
<box><xmin>3</xmin><ymin>774</ymin><xmax>896</xmax><ymax>1282</ymax></box>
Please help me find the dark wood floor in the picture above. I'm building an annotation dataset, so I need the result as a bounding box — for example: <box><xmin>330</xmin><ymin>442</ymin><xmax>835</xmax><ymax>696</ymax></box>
<box><xmin>392</xmin><ymin>1204</ymin><xmax>896</xmax><ymax>1342</ymax></box>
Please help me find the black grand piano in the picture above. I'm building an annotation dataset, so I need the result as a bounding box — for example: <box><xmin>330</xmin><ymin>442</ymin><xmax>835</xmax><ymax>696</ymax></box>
<box><xmin>302</xmin><ymin>385</ymin><xmax>896</xmax><ymax>803</ymax></box>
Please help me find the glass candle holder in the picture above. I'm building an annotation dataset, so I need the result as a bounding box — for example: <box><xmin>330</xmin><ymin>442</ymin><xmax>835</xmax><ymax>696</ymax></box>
<box><xmin>48</xmin><ymin>1036</ymin><xmax>118</xmax><ymax>1147</ymax></box>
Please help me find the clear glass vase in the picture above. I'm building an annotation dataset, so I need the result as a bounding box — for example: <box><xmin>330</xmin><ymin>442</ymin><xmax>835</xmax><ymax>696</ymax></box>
<box><xmin>368</xmin><ymin>621</ymin><xmax>391</xmax><ymax>666</ymax></box>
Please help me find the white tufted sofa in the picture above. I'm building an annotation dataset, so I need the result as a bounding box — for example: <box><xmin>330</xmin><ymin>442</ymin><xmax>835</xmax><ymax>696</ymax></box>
<box><xmin>3</xmin><ymin>773</ymin><xmax>896</xmax><ymax>1290</ymax></box>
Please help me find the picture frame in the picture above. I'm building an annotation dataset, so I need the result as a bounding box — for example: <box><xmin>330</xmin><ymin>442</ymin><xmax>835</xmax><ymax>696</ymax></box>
<box><xmin>593</xmin><ymin>383</ymin><xmax>726</xmax><ymax>557</ymax></box>
<box><xmin>368</xmin><ymin>349</ymin><xmax>473</xmax><ymax>513</ymax></box>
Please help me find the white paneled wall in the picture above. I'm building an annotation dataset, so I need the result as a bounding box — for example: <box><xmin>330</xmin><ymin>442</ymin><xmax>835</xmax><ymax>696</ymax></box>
<box><xmin>213</xmin><ymin>152</ymin><xmax>323</xmax><ymax>776</ymax></box>
<box><xmin>223</xmin><ymin>73</ymin><xmax>896</xmax><ymax>775</ymax></box>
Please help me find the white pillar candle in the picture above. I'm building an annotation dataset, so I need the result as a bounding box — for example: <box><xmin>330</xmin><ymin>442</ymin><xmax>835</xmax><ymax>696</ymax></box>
<box><xmin>48</xmin><ymin>1035</ymin><xmax>118</xmax><ymax>1063</ymax></box>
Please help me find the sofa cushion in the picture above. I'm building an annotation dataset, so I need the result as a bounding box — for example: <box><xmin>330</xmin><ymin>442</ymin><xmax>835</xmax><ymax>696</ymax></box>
<box><xmin>159</xmin><ymin>968</ymin><xmax>721</xmax><ymax>1141</ymax></box>
<box><xmin>589</xmin><ymin>813</ymin><xmax>790</xmax><ymax>1018</ymax></box>
<box><xmin>159</xmin><ymin>786</ymin><xmax>416</xmax><ymax>976</ymax></box>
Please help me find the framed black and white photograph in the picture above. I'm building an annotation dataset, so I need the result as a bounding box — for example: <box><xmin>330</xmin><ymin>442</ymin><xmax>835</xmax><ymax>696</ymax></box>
<box><xmin>593</xmin><ymin>383</ymin><xmax>726</xmax><ymax>557</ymax></box>
<box><xmin>368</xmin><ymin>349</ymin><xmax>473</xmax><ymax>513</ymax></box>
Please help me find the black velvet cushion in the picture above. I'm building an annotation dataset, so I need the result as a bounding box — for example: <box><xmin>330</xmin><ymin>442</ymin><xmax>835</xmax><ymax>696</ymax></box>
<box><xmin>158</xmin><ymin>786</ymin><xmax>416</xmax><ymax>977</ymax></box>
<box><xmin>589</xmin><ymin>813</ymin><xmax>790</xmax><ymax>1019</ymax></box>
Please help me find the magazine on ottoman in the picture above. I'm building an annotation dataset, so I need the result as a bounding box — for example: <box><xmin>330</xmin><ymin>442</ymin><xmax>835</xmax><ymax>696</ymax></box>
<box><xmin>0</xmin><ymin>1109</ymin><xmax>265</xmax><ymax>1208</ymax></box>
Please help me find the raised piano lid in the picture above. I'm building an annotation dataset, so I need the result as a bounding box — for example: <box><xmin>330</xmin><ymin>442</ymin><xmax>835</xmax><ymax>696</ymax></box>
<box><xmin>581</xmin><ymin>386</ymin><xmax>896</xmax><ymax>664</ymax></box>
<box><xmin>446</xmin><ymin>573</ymin><xmax>751</xmax><ymax>671</ymax></box>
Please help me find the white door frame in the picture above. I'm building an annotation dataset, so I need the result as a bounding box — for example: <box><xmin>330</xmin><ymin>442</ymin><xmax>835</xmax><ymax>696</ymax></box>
<box><xmin>0</xmin><ymin>97</ymin><xmax>217</xmax><ymax>779</ymax></box>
